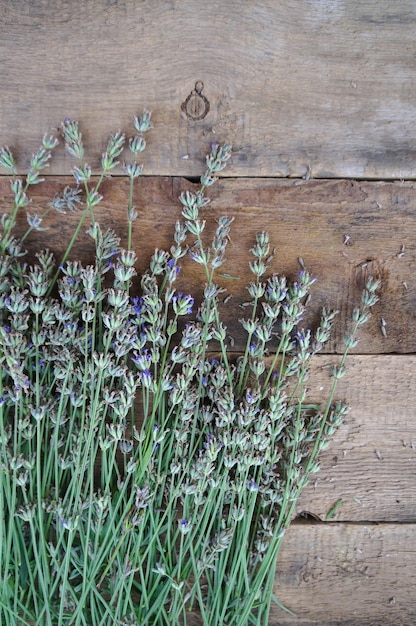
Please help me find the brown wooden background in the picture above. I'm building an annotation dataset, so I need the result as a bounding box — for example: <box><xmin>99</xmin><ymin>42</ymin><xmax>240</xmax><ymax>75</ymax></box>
<box><xmin>1</xmin><ymin>2</ymin><xmax>416</xmax><ymax>624</ymax></box>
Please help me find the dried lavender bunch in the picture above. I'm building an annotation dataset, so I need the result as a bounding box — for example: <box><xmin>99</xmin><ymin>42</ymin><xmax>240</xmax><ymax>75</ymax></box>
<box><xmin>0</xmin><ymin>119</ymin><xmax>379</xmax><ymax>626</ymax></box>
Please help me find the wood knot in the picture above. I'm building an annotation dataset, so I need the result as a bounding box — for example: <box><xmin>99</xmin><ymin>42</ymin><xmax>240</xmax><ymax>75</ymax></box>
<box><xmin>181</xmin><ymin>81</ymin><xmax>210</xmax><ymax>121</ymax></box>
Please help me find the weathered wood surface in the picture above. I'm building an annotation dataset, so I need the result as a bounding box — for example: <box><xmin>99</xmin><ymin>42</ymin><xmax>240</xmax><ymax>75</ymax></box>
<box><xmin>1</xmin><ymin>176</ymin><xmax>415</xmax><ymax>354</ymax></box>
<box><xmin>272</xmin><ymin>523</ymin><xmax>416</xmax><ymax>625</ymax></box>
<box><xmin>1</xmin><ymin>1</ymin><xmax>416</xmax><ymax>178</ymax></box>
<box><xmin>294</xmin><ymin>354</ymin><xmax>416</xmax><ymax>524</ymax></box>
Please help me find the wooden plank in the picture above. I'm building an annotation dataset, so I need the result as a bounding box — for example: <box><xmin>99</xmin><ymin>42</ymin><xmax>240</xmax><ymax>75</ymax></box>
<box><xmin>294</xmin><ymin>355</ymin><xmax>416</xmax><ymax>523</ymax></box>
<box><xmin>1</xmin><ymin>1</ymin><xmax>416</xmax><ymax>178</ymax></box>
<box><xmin>1</xmin><ymin>176</ymin><xmax>415</xmax><ymax>354</ymax></box>
<box><xmin>272</xmin><ymin>523</ymin><xmax>416</xmax><ymax>625</ymax></box>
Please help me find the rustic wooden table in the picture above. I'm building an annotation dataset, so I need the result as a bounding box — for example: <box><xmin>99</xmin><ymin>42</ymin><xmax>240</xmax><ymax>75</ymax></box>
<box><xmin>1</xmin><ymin>2</ymin><xmax>415</xmax><ymax>624</ymax></box>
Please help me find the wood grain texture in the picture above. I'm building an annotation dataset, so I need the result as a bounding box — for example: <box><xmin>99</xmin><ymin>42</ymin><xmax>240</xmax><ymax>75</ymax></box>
<box><xmin>294</xmin><ymin>355</ymin><xmax>416</xmax><ymax>523</ymax></box>
<box><xmin>272</xmin><ymin>523</ymin><xmax>416</xmax><ymax>625</ymax></box>
<box><xmin>1</xmin><ymin>176</ymin><xmax>415</xmax><ymax>354</ymax></box>
<box><xmin>1</xmin><ymin>1</ymin><xmax>416</xmax><ymax>178</ymax></box>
